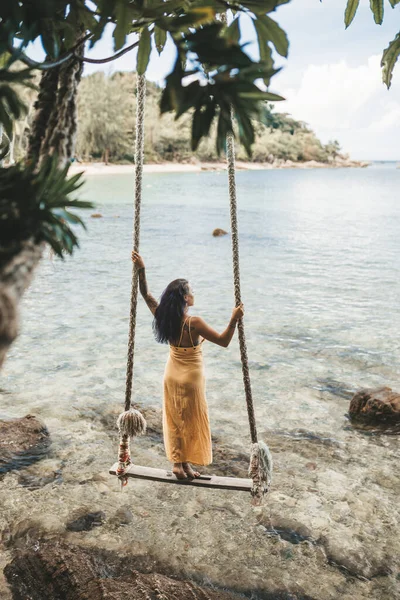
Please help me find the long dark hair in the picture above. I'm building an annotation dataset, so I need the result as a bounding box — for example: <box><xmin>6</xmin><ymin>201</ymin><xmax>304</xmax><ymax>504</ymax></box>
<box><xmin>153</xmin><ymin>278</ymin><xmax>189</xmax><ymax>344</ymax></box>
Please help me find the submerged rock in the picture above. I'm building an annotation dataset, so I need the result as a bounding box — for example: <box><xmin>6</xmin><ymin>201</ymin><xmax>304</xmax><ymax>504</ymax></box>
<box><xmin>66</xmin><ymin>511</ymin><xmax>106</xmax><ymax>532</ymax></box>
<box><xmin>17</xmin><ymin>459</ymin><xmax>63</xmax><ymax>490</ymax></box>
<box><xmin>212</xmin><ymin>228</ymin><xmax>228</xmax><ymax>237</ymax></box>
<box><xmin>0</xmin><ymin>414</ymin><xmax>50</xmax><ymax>474</ymax></box>
<box><xmin>349</xmin><ymin>387</ymin><xmax>400</xmax><ymax>427</ymax></box>
<box><xmin>110</xmin><ymin>505</ymin><xmax>134</xmax><ymax>527</ymax></box>
<box><xmin>3</xmin><ymin>541</ymin><xmax>248</xmax><ymax>600</ymax></box>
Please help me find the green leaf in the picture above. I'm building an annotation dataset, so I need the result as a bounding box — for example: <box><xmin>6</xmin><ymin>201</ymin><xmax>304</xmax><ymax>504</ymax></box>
<box><xmin>216</xmin><ymin>112</ymin><xmax>230</xmax><ymax>156</ymax></box>
<box><xmin>191</xmin><ymin>109</ymin><xmax>203</xmax><ymax>151</ymax></box>
<box><xmin>369</xmin><ymin>0</ymin><xmax>384</xmax><ymax>24</ymax></box>
<box><xmin>114</xmin><ymin>0</ymin><xmax>133</xmax><ymax>50</ymax></box>
<box><xmin>388</xmin><ymin>0</ymin><xmax>400</xmax><ymax>6</ymax></box>
<box><xmin>344</xmin><ymin>0</ymin><xmax>360</xmax><ymax>28</ymax></box>
<box><xmin>40</xmin><ymin>30</ymin><xmax>59</xmax><ymax>59</ymax></box>
<box><xmin>381</xmin><ymin>32</ymin><xmax>400</xmax><ymax>88</ymax></box>
<box><xmin>253</xmin><ymin>19</ymin><xmax>273</xmax><ymax>75</ymax></box>
<box><xmin>154</xmin><ymin>26</ymin><xmax>167</xmax><ymax>55</ymax></box>
<box><xmin>165</xmin><ymin>7</ymin><xmax>216</xmax><ymax>32</ymax></box>
<box><xmin>137</xmin><ymin>27</ymin><xmax>152</xmax><ymax>75</ymax></box>
<box><xmin>54</xmin><ymin>209</ymin><xmax>86</xmax><ymax>228</ymax></box>
<box><xmin>239</xmin><ymin>91</ymin><xmax>285</xmax><ymax>101</ymax></box>
<box><xmin>225</xmin><ymin>17</ymin><xmax>241</xmax><ymax>45</ymax></box>
<box><xmin>257</xmin><ymin>15</ymin><xmax>289</xmax><ymax>58</ymax></box>
<box><xmin>240</xmin><ymin>0</ymin><xmax>290</xmax><ymax>15</ymax></box>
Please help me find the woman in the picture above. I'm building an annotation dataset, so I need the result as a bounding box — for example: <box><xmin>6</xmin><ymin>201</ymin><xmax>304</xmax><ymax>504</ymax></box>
<box><xmin>132</xmin><ymin>251</ymin><xmax>244</xmax><ymax>480</ymax></box>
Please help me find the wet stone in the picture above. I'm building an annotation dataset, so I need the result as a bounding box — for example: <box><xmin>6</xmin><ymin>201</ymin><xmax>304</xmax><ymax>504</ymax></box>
<box><xmin>0</xmin><ymin>414</ymin><xmax>50</xmax><ymax>474</ymax></box>
<box><xmin>66</xmin><ymin>511</ymin><xmax>106</xmax><ymax>532</ymax></box>
<box><xmin>263</xmin><ymin>527</ymin><xmax>317</xmax><ymax>546</ymax></box>
<box><xmin>349</xmin><ymin>386</ymin><xmax>400</xmax><ymax>429</ymax></box>
<box><xmin>212</xmin><ymin>228</ymin><xmax>228</xmax><ymax>237</ymax></box>
<box><xmin>18</xmin><ymin>469</ymin><xmax>62</xmax><ymax>490</ymax></box>
<box><xmin>110</xmin><ymin>506</ymin><xmax>134</xmax><ymax>526</ymax></box>
<box><xmin>3</xmin><ymin>540</ymin><xmax>316</xmax><ymax>600</ymax></box>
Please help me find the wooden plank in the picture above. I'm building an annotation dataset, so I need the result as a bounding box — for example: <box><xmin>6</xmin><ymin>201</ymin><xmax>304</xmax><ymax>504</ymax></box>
<box><xmin>109</xmin><ymin>463</ymin><xmax>252</xmax><ymax>492</ymax></box>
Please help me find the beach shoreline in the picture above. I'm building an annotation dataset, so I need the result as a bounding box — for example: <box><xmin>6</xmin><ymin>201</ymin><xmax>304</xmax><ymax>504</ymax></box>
<box><xmin>69</xmin><ymin>158</ymin><xmax>370</xmax><ymax>176</ymax></box>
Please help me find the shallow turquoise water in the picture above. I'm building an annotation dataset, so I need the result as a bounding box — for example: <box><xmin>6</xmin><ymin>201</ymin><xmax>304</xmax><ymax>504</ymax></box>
<box><xmin>2</xmin><ymin>165</ymin><xmax>400</xmax><ymax>442</ymax></box>
<box><xmin>1</xmin><ymin>166</ymin><xmax>399</xmax><ymax>600</ymax></box>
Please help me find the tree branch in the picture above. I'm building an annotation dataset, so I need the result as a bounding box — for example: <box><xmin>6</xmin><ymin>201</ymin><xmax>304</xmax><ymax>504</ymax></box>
<box><xmin>8</xmin><ymin>37</ymin><xmax>141</xmax><ymax>70</ymax></box>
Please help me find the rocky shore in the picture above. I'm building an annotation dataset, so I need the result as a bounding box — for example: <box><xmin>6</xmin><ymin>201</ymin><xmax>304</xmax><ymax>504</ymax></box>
<box><xmin>0</xmin><ymin>392</ymin><xmax>398</xmax><ymax>600</ymax></box>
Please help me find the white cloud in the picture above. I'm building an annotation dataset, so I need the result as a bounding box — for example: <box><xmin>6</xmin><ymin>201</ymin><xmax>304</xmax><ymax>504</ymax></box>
<box><xmin>277</xmin><ymin>55</ymin><xmax>400</xmax><ymax>160</ymax></box>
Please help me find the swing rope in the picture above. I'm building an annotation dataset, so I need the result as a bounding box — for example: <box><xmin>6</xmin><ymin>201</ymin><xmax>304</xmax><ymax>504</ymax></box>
<box><xmin>125</xmin><ymin>73</ymin><xmax>146</xmax><ymax>413</ymax></box>
<box><xmin>226</xmin><ymin>115</ymin><xmax>273</xmax><ymax>502</ymax></box>
<box><xmin>226</xmin><ymin>127</ymin><xmax>257</xmax><ymax>444</ymax></box>
<box><xmin>115</xmin><ymin>52</ymin><xmax>272</xmax><ymax>500</ymax></box>
<box><xmin>116</xmin><ymin>73</ymin><xmax>147</xmax><ymax>484</ymax></box>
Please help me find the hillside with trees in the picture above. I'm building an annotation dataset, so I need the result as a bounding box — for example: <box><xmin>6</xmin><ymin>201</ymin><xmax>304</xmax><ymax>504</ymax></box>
<box><xmin>8</xmin><ymin>70</ymin><xmax>346</xmax><ymax>167</ymax></box>
<box><xmin>75</xmin><ymin>72</ymin><xmax>344</xmax><ymax>165</ymax></box>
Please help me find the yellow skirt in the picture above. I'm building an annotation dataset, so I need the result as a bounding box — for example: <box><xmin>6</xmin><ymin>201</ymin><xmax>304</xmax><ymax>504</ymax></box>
<box><xmin>163</xmin><ymin>343</ymin><xmax>212</xmax><ymax>465</ymax></box>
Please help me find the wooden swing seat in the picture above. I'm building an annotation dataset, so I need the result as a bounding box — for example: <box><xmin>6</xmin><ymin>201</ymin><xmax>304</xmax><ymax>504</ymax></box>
<box><xmin>109</xmin><ymin>463</ymin><xmax>253</xmax><ymax>492</ymax></box>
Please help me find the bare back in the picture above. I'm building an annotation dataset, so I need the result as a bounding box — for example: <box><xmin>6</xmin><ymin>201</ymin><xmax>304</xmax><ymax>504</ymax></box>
<box><xmin>172</xmin><ymin>316</ymin><xmax>202</xmax><ymax>348</ymax></box>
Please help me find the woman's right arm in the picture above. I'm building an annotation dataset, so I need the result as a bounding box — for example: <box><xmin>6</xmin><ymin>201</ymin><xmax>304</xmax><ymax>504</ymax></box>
<box><xmin>192</xmin><ymin>304</ymin><xmax>244</xmax><ymax>348</ymax></box>
<box><xmin>132</xmin><ymin>252</ymin><xmax>158</xmax><ymax>315</ymax></box>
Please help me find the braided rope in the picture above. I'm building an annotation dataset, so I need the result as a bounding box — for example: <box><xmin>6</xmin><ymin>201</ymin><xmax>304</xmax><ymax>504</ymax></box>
<box><xmin>116</xmin><ymin>74</ymin><xmax>147</xmax><ymax>486</ymax></box>
<box><xmin>226</xmin><ymin>124</ymin><xmax>258</xmax><ymax>445</ymax></box>
<box><xmin>219</xmin><ymin>10</ymin><xmax>258</xmax><ymax>444</ymax></box>
<box><xmin>125</xmin><ymin>74</ymin><xmax>146</xmax><ymax>411</ymax></box>
<box><xmin>220</xmin><ymin>13</ymin><xmax>273</xmax><ymax>500</ymax></box>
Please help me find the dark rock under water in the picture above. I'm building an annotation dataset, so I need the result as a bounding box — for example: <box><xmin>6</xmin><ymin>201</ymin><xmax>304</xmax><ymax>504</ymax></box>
<box><xmin>349</xmin><ymin>386</ymin><xmax>400</xmax><ymax>430</ymax></box>
<box><xmin>3</xmin><ymin>540</ymin><xmax>318</xmax><ymax>600</ymax></box>
<box><xmin>0</xmin><ymin>415</ymin><xmax>50</xmax><ymax>475</ymax></box>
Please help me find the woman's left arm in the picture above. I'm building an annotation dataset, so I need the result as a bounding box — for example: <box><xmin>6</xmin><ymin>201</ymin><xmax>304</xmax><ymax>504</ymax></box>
<box><xmin>132</xmin><ymin>252</ymin><xmax>158</xmax><ymax>315</ymax></box>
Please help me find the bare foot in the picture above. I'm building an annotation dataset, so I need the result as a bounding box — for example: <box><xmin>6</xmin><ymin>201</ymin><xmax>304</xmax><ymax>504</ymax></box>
<box><xmin>183</xmin><ymin>462</ymin><xmax>200</xmax><ymax>479</ymax></box>
<box><xmin>172</xmin><ymin>463</ymin><xmax>187</xmax><ymax>480</ymax></box>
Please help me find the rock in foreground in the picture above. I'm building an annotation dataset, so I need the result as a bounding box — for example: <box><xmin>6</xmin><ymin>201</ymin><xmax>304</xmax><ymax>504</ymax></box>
<box><xmin>4</xmin><ymin>541</ymin><xmax>247</xmax><ymax>600</ymax></box>
<box><xmin>349</xmin><ymin>387</ymin><xmax>400</xmax><ymax>427</ymax></box>
<box><xmin>0</xmin><ymin>415</ymin><xmax>50</xmax><ymax>474</ymax></box>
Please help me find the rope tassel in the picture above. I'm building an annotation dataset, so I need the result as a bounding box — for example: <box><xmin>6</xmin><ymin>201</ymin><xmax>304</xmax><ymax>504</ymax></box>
<box><xmin>117</xmin><ymin>407</ymin><xmax>147</xmax><ymax>438</ymax></box>
<box><xmin>115</xmin><ymin>409</ymin><xmax>146</xmax><ymax>486</ymax></box>
<box><xmin>249</xmin><ymin>441</ymin><xmax>273</xmax><ymax>504</ymax></box>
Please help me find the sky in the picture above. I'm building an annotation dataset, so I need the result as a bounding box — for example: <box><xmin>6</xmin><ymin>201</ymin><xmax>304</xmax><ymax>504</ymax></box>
<box><xmin>29</xmin><ymin>1</ymin><xmax>400</xmax><ymax>160</ymax></box>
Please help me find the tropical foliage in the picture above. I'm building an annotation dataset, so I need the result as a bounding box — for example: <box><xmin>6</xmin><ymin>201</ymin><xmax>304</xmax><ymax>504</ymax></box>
<box><xmin>342</xmin><ymin>0</ymin><xmax>400</xmax><ymax>87</ymax></box>
<box><xmin>0</xmin><ymin>1</ymin><xmax>398</xmax><ymax>259</ymax></box>
<box><xmin>0</xmin><ymin>157</ymin><xmax>91</xmax><ymax>267</ymax></box>
<box><xmin>71</xmin><ymin>72</ymin><xmax>341</xmax><ymax>165</ymax></box>
<box><xmin>0</xmin><ymin>1</ymin><xmax>292</xmax><ymax>258</ymax></box>
<box><xmin>1</xmin><ymin>1</ymin><xmax>290</xmax><ymax>157</ymax></box>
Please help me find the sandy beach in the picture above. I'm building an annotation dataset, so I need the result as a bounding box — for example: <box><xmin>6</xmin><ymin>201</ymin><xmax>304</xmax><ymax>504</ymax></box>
<box><xmin>69</xmin><ymin>158</ymin><xmax>370</xmax><ymax>176</ymax></box>
<box><xmin>68</xmin><ymin>161</ymin><xmax>270</xmax><ymax>175</ymax></box>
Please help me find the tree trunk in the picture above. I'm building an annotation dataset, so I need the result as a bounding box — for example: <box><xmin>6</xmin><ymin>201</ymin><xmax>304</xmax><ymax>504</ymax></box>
<box><xmin>0</xmin><ymin>240</ymin><xmax>43</xmax><ymax>368</ymax></box>
<box><xmin>0</xmin><ymin>36</ymin><xmax>85</xmax><ymax>368</ymax></box>
<box><xmin>41</xmin><ymin>40</ymin><xmax>84</xmax><ymax>168</ymax></box>
<box><xmin>27</xmin><ymin>63</ymin><xmax>60</xmax><ymax>165</ymax></box>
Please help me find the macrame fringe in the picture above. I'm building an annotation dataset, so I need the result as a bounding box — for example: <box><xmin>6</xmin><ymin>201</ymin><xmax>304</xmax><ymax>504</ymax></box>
<box><xmin>249</xmin><ymin>440</ymin><xmax>273</xmax><ymax>505</ymax></box>
<box><xmin>117</xmin><ymin>408</ymin><xmax>147</xmax><ymax>438</ymax></box>
<box><xmin>116</xmin><ymin>435</ymin><xmax>131</xmax><ymax>489</ymax></box>
<box><xmin>115</xmin><ymin>409</ymin><xmax>146</xmax><ymax>489</ymax></box>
